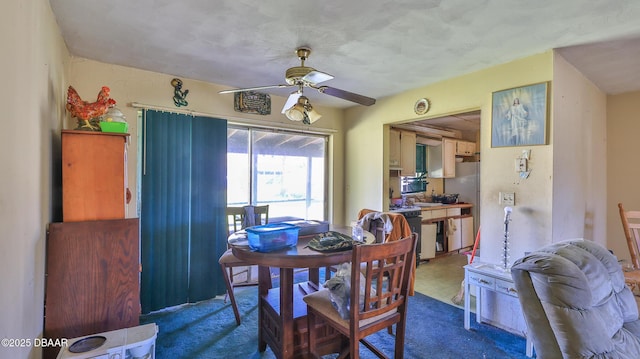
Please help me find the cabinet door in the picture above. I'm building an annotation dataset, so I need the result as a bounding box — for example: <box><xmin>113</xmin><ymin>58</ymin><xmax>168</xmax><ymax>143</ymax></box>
<box><xmin>447</xmin><ymin>217</ymin><xmax>462</xmax><ymax>252</ymax></box>
<box><xmin>62</xmin><ymin>131</ymin><xmax>128</xmax><ymax>221</ymax></box>
<box><xmin>400</xmin><ymin>131</ymin><xmax>416</xmax><ymax>176</ymax></box>
<box><xmin>466</xmin><ymin>142</ymin><xmax>477</xmax><ymax>156</ymax></box>
<box><xmin>456</xmin><ymin>141</ymin><xmax>476</xmax><ymax>156</ymax></box>
<box><xmin>442</xmin><ymin>138</ymin><xmax>456</xmax><ymax>178</ymax></box>
<box><xmin>44</xmin><ymin>219</ymin><xmax>140</xmax><ymax>359</ymax></box>
<box><xmin>464</xmin><ymin>141</ymin><xmax>476</xmax><ymax>156</ymax></box>
<box><xmin>389</xmin><ymin>129</ymin><xmax>401</xmax><ymax>167</ymax></box>
<box><xmin>461</xmin><ymin>216</ymin><xmax>475</xmax><ymax>248</ymax></box>
<box><xmin>421</xmin><ymin>223</ymin><xmax>437</xmax><ymax>259</ymax></box>
<box><xmin>426</xmin><ymin>143</ymin><xmax>443</xmax><ymax>178</ymax></box>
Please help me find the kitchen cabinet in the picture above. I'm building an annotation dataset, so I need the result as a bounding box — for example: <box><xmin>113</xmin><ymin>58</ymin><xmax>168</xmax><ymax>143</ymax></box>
<box><xmin>389</xmin><ymin>128</ymin><xmax>401</xmax><ymax>168</ymax></box>
<box><xmin>442</xmin><ymin>138</ymin><xmax>457</xmax><ymax>177</ymax></box>
<box><xmin>461</xmin><ymin>216</ymin><xmax>475</xmax><ymax>248</ymax></box>
<box><xmin>420</xmin><ymin>204</ymin><xmax>474</xmax><ymax>255</ymax></box>
<box><xmin>421</xmin><ymin>222</ymin><xmax>437</xmax><ymax>259</ymax></box>
<box><xmin>400</xmin><ymin>131</ymin><xmax>416</xmax><ymax>176</ymax></box>
<box><xmin>44</xmin><ymin>218</ymin><xmax>140</xmax><ymax>359</ymax></box>
<box><xmin>427</xmin><ymin>138</ymin><xmax>456</xmax><ymax>178</ymax></box>
<box><xmin>389</xmin><ymin>129</ymin><xmax>417</xmax><ymax>175</ymax></box>
<box><xmin>456</xmin><ymin>140</ymin><xmax>476</xmax><ymax>156</ymax></box>
<box><xmin>62</xmin><ymin>130</ymin><xmax>130</xmax><ymax>222</ymax></box>
<box><xmin>447</xmin><ymin>215</ymin><xmax>474</xmax><ymax>252</ymax></box>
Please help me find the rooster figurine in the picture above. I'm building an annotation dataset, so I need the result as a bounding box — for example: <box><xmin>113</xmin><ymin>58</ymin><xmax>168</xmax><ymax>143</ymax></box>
<box><xmin>67</xmin><ymin>86</ymin><xmax>116</xmax><ymax>130</ymax></box>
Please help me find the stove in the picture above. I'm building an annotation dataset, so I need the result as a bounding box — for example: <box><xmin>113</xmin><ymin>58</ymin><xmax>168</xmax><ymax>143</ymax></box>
<box><xmin>390</xmin><ymin>206</ymin><xmax>423</xmax><ymax>263</ymax></box>
<box><xmin>389</xmin><ymin>205</ymin><xmax>422</xmax><ymax>218</ymax></box>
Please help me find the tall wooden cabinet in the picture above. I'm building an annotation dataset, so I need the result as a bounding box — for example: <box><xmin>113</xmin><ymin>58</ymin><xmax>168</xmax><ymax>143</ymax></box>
<box><xmin>44</xmin><ymin>219</ymin><xmax>140</xmax><ymax>359</ymax></box>
<box><xmin>45</xmin><ymin>131</ymin><xmax>138</xmax><ymax>358</ymax></box>
<box><xmin>62</xmin><ymin>130</ymin><xmax>129</xmax><ymax>221</ymax></box>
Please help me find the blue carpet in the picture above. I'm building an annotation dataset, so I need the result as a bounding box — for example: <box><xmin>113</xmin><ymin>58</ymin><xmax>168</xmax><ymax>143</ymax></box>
<box><xmin>141</xmin><ymin>282</ymin><xmax>529</xmax><ymax>359</ymax></box>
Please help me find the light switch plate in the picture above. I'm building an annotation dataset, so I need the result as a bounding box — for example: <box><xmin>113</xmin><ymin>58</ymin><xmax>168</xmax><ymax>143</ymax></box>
<box><xmin>516</xmin><ymin>158</ymin><xmax>527</xmax><ymax>172</ymax></box>
<box><xmin>500</xmin><ymin>192</ymin><xmax>515</xmax><ymax>206</ymax></box>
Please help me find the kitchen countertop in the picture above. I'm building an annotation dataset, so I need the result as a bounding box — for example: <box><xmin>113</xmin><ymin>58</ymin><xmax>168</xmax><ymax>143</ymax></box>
<box><xmin>416</xmin><ymin>203</ymin><xmax>473</xmax><ymax>211</ymax></box>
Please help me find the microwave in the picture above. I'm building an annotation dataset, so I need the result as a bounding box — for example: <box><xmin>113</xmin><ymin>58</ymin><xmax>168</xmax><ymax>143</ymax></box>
<box><xmin>401</xmin><ymin>176</ymin><xmax>428</xmax><ymax>194</ymax></box>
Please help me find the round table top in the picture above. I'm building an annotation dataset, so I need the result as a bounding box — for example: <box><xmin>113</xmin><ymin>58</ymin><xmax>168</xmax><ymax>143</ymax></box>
<box><xmin>230</xmin><ymin>225</ymin><xmax>373</xmax><ymax>268</ymax></box>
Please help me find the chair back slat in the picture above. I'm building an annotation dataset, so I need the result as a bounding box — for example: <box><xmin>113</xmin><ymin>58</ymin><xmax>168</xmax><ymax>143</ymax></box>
<box><xmin>350</xmin><ymin>233</ymin><xmax>417</xmax><ymax>323</ymax></box>
<box><xmin>226</xmin><ymin>205</ymin><xmax>270</xmax><ymax>236</ymax></box>
<box><xmin>226</xmin><ymin>206</ymin><xmax>245</xmax><ymax>235</ymax></box>
<box><xmin>619</xmin><ymin>203</ymin><xmax>640</xmax><ymax>269</ymax></box>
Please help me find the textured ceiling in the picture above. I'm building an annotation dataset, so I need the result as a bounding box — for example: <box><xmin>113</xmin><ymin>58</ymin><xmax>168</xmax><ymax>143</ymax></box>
<box><xmin>50</xmin><ymin>0</ymin><xmax>640</xmax><ymax>110</ymax></box>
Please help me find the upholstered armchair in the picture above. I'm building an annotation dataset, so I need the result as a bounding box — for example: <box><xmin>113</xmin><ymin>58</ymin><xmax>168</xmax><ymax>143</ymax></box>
<box><xmin>511</xmin><ymin>239</ymin><xmax>640</xmax><ymax>358</ymax></box>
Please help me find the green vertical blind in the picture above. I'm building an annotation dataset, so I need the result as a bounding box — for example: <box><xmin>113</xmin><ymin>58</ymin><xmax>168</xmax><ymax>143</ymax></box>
<box><xmin>140</xmin><ymin>110</ymin><xmax>227</xmax><ymax>313</ymax></box>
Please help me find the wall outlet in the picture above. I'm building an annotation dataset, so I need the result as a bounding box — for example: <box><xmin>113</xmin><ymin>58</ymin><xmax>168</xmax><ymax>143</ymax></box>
<box><xmin>500</xmin><ymin>192</ymin><xmax>515</xmax><ymax>206</ymax></box>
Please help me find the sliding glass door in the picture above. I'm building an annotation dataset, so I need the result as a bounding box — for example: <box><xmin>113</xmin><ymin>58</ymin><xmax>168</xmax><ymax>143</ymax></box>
<box><xmin>227</xmin><ymin>126</ymin><xmax>327</xmax><ymax>221</ymax></box>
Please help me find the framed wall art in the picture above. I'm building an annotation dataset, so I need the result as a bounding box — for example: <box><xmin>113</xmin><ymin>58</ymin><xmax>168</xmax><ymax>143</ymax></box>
<box><xmin>234</xmin><ymin>91</ymin><xmax>271</xmax><ymax>115</ymax></box>
<box><xmin>491</xmin><ymin>82</ymin><xmax>548</xmax><ymax>147</ymax></box>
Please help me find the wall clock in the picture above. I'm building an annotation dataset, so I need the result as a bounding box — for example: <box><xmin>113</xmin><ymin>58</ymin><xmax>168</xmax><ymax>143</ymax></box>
<box><xmin>414</xmin><ymin>98</ymin><xmax>431</xmax><ymax>115</ymax></box>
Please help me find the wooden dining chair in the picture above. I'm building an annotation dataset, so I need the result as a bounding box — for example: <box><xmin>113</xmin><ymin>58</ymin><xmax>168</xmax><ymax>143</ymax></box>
<box><xmin>219</xmin><ymin>205</ymin><xmax>269</xmax><ymax>325</ymax></box>
<box><xmin>304</xmin><ymin>233</ymin><xmax>418</xmax><ymax>359</ymax></box>
<box><xmin>618</xmin><ymin>202</ymin><xmax>640</xmax><ymax>295</ymax></box>
<box><xmin>324</xmin><ymin>218</ymin><xmax>388</xmax><ymax>282</ymax></box>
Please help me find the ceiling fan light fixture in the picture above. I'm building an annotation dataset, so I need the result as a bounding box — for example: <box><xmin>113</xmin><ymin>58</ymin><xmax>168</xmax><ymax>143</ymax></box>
<box><xmin>305</xmin><ymin>105</ymin><xmax>322</xmax><ymax>124</ymax></box>
<box><xmin>284</xmin><ymin>96</ymin><xmax>321</xmax><ymax>124</ymax></box>
<box><xmin>281</xmin><ymin>92</ymin><xmax>302</xmax><ymax>114</ymax></box>
<box><xmin>284</xmin><ymin>104</ymin><xmax>306</xmax><ymax>122</ymax></box>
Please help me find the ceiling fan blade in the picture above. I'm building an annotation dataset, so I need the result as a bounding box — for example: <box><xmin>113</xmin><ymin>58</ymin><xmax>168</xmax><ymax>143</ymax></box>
<box><xmin>302</xmin><ymin>70</ymin><xmax>334</xmax><ymax>85</ymax></box>
<box><xmin>317</xmin><ymin>86</ymin><xmax>376</xmax><ymax>106</ymax></box>
<box><xmin>219</xmin><ymin>84</ymin><xmax>292</xmax><ymax>94</ymax></box>
<box><xmin>281</xmin><ymin>92</ymin><xmax>302</xmax><ymax>113</ymax></box>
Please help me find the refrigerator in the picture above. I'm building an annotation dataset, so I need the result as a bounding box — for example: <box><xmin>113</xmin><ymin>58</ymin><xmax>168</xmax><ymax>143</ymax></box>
<box><xmin>444</xmin><ymin>162</ymin><xmax>480</xmax><ymax>236</ymax></box>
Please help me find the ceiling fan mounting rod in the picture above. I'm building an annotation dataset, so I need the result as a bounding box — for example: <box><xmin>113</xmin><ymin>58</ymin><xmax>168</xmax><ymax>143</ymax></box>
<box><xmin>296</xmin><ymin>47</ymin><xmax>311</xmax><ymax>65</ymax></box>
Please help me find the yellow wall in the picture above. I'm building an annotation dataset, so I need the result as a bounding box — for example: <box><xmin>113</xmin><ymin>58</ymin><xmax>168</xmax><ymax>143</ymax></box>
<box><xmin>343</xmin><ymin>52</ymin><xmax>613</xmax><ymax>334</ymax></box>
<box><xmin>0</xmin><ymin>1</ymin><xmax>69</xmax><ymax>358</ymax></box>
<box><xmin>607</xmin><ymin>90</ymin><xmax>640</xmax><ymax>261</ymax></box>
<box><xmin>343</xmin><ymin>52</ymin><xmax>555</xmax><ymax>265</ymax></box>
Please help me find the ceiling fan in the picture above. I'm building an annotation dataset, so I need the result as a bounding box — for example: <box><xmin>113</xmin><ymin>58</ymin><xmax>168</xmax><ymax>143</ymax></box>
<box><xmin>219</xmin><ymin>47</ymin><xmax>377</xmax><ymax>111</ymax></box>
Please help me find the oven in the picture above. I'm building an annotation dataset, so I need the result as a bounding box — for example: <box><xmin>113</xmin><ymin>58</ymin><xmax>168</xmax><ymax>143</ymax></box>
<box><xmin>389</xmin><ymin>206</ymin><xmax>423</xmax><ymax>265</ymax></box>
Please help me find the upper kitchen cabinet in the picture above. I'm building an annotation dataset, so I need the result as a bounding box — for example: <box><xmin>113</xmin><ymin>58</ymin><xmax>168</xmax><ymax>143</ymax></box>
<box><xmin>427</xmin><ymin>138</ymin><xmax>456</xmax><ymax>178</ymax></box>
<box><xmin>390</xmin><ymin>129</ymin><xmax>417</xmax><ymax>176</ymax></box>
<box><xmin>390</xmin><ymin>128</ymin><xmax>401</xmax><ymax>169</ymax></box>
<box><xmin>456</xmin><ymin>140</ymin><xmax>476</xmax><ymax>156</ymax></box>
<box><xmin>400</xmin><ymin>131</ymin><xmax>416</xmax><ymax>176</ymax></box>
<box><xmin>62</xmin><ymin>130</ymin><xmax>130</xmax><ymax>222</ymax></box>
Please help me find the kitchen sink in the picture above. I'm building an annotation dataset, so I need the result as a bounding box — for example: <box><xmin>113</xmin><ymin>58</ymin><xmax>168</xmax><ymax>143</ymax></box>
<box><xmin>413</xmin><ymin>202</ymin><xmax>444</xmax><ymax>207</ymax></box>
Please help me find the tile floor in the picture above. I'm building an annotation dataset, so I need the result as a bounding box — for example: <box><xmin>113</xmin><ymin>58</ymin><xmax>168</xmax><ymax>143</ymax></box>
<box><xmin>414</xmin><ymin>253</ymin><xmax>475</xmax><ymax>310</ymax></box>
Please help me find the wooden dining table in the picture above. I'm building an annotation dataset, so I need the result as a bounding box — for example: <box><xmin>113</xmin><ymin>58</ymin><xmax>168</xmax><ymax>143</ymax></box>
<box><xmin>230</xmin><ymin>225</ymin><xmax>373</xmax><ymax>359</ymax></box>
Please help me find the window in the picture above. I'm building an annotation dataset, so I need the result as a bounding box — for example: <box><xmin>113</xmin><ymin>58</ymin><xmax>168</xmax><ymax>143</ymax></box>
<box><xmin>227</xmin><ymin>126</ymin><xmax>327</xmax><ymax>221</ymax></box>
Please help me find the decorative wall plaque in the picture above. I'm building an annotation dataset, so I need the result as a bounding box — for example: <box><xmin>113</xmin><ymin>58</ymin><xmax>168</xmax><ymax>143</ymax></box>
<box><xmin>414</xmin><ymin>98</ymin><xmax>431</xmax><ymax>115</ymax></box>
<box><xmin>234</xmin><ymin>91</ymin><xmax>271</xmax><ymax>115</ymax></box>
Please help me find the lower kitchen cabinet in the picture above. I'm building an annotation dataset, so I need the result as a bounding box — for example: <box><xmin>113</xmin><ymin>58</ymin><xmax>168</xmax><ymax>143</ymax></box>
<box><xmin>421</xmin><ymin>222</ymin><xmax>437</xmax><ymax>259</ymax></box>
<box><xmin>420</xmin><ymin>205</ymin><xmax>474</xmax><ymax>256</ymax></box>
<box><xmin>461</xmin><ymin>216</ymin><xmax>475</xmax><ymax>248</ymax></box>
<box><xmin>447</xmin><ymin>217</ymin><xmax>462</xmax><ymax>252</ymax></box>
<box><xmin>447</xmin><ymin>216</ymin><xmax>475</xmax><ymax>252</ymax></box>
